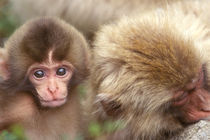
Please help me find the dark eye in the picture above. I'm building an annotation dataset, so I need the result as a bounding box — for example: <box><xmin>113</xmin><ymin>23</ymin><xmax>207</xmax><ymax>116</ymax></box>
<box><xmin>34</xmin><ymin>70</ymin><xmax>45</xmax><ymax>78</ymax></box>
<box><xmin>56</xmin><ymin>68</ymin><xmax>66</xmax><ymax>76</ymax></box>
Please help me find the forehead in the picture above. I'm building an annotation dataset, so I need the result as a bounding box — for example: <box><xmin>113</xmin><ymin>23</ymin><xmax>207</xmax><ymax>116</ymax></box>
<box><xmin>97</xmin><ymin>22</ymin><xmax>201</xmax><ymax>88</ymax></box>
<box><xmin>27</xmin><ymin>50</ymin><xmax>73</xmax><ymax>73</ymax></box>
<box><xmin>20</xmin><ymin>18</ymin><xmax>72</xmax><ymax>62</ymax></box>
<box><xmin>48</xmin><ymin>50</ymin><xmax>54</xmax><ymax>64</ymax></box>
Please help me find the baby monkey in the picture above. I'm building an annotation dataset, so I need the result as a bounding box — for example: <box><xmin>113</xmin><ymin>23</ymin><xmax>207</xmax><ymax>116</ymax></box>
<box><xmin>0</xmin><ymin>17</ymin><xmax>89</xmax><ymax>139</ymax></box>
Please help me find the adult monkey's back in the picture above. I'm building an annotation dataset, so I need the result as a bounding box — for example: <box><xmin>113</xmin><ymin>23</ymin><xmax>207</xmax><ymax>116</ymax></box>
<box><xmin>9</xmin><ymin>0</ymin><xmax>179</xmax><ymax>38</ymax></box>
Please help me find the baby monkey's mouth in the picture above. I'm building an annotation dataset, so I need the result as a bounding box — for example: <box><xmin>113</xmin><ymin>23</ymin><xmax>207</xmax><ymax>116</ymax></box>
<box><xmin>40</xmin><ymin>98</ymin><xmax>67</xmax><ymax>107</ymax></box>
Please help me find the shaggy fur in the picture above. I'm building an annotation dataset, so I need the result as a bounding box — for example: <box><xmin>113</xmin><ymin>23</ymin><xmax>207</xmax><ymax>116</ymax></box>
<box><xmin>88</xmin><ymin>4</ymin><xmax>210</xmax><ymax>140</ymax></box>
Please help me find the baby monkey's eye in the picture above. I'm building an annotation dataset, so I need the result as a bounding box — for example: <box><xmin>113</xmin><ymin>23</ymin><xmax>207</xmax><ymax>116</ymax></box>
<box><xmin>34</xmin><ymin>70</ymin><xmax>45</xmax><ymax>78</ymax></box>
<box><xmin>56</xmin><ymin>68</ymin><xmax>66</xmax><ymax>76</ymax></box>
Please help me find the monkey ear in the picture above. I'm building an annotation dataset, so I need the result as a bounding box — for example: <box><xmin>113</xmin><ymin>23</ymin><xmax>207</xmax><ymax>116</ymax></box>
<box><xmin>96</xmin><ymin>93</ymin><xmax>123</xmax><ymax>117</ymax></box>
<box><xmin>0</xmin><ymin>48</ymin><xmax>9</xmax><ymax>80</ymax></box>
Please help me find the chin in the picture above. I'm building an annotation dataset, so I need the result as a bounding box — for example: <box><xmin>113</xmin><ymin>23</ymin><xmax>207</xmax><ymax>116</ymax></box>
<box><xmin>41</xmin><ymin>98</ymin><xmax>67</xmax><ymax>108</ymax></box>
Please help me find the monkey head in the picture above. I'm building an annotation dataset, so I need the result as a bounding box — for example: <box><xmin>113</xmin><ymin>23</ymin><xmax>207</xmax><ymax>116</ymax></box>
<box><xmin>0</xmin><ymin>17</ymin><xmax>89</xmax><ymax>108</ymax></box>
<box><xmin>91</xmin><ymin>12</ymin><xmax>210</xmax><ymax>138</ymax></box>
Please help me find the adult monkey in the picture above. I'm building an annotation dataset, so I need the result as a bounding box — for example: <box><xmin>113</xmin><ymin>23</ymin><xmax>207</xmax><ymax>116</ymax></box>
<box><xmin>88</xmin><ymin>5</ymin><xmax>210</xmax><ymax>140</ymax></box>
<box><xmin>0</xmin><ymin>17</ymin><xmax>90</xmax><ymax>140</ymax></box>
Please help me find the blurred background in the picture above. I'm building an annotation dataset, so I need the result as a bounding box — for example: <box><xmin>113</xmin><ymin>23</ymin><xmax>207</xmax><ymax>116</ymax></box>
<box><xmin>0</xmin><ymin>0</ymin><xmax>18</xmax><ymax>46</ymax></box>
<box><xmin>0</xmin><ymin>1</ymin><xmax>20</xmax><ymax>138</ymax></box>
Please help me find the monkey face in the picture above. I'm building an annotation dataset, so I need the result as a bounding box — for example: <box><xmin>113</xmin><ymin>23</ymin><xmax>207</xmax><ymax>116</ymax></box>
<box><xmin>27</xmin><ymin>51</ymin><xmax>74</xmax><ymax>108</ymax></box>
<box><xmin>0</xmin><ymin>17</ymin><xmax>89</xmax><ymax>108</ymax></box>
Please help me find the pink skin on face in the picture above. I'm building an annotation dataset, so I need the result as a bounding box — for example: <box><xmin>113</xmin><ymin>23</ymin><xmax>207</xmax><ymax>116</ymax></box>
<box><xmin>173</xmin><ymin>69</ymin><xmax>210</xmax><ymax>123</ymax></box>
<box><xmin>28</xmin><ymin>51</ymin><xmax>73</xmax><ymax>107</ymax></box>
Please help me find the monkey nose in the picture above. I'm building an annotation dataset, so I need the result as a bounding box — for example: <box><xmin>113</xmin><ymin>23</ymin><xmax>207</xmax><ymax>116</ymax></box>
<box><xmin>48</xmin><ymin>86</ymin><xmax>58</xmax><ymax>95</ymax></box>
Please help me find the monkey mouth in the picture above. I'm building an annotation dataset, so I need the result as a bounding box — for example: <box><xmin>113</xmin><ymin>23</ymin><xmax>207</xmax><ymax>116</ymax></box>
<box><xmin>40</xmin><ymin>98</ymin><xmax>67</xmax><ymax>107</ymax></box>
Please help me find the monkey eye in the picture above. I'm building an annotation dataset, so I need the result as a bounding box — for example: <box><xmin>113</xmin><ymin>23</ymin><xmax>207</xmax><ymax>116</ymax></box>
<box><xmin>56</xmin><ymin>68</ymin><xmax>66</xmax><ymax>76</ymax></box>
<box><xmin>34</xmin><ymin>70</ymin><xmax>45</xmax><ymax>78</ymax></box>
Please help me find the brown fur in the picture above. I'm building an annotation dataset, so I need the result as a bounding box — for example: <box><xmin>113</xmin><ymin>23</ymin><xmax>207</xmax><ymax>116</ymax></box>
<box><xmin>0</xmin><ymin>17</ymin><xmax>90</xmax><ymax>140</ymax></box>
<box><xmin>88</xmin><ymin>4</ymin><xmax>210</xmax><ymax>140</ymax></box>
